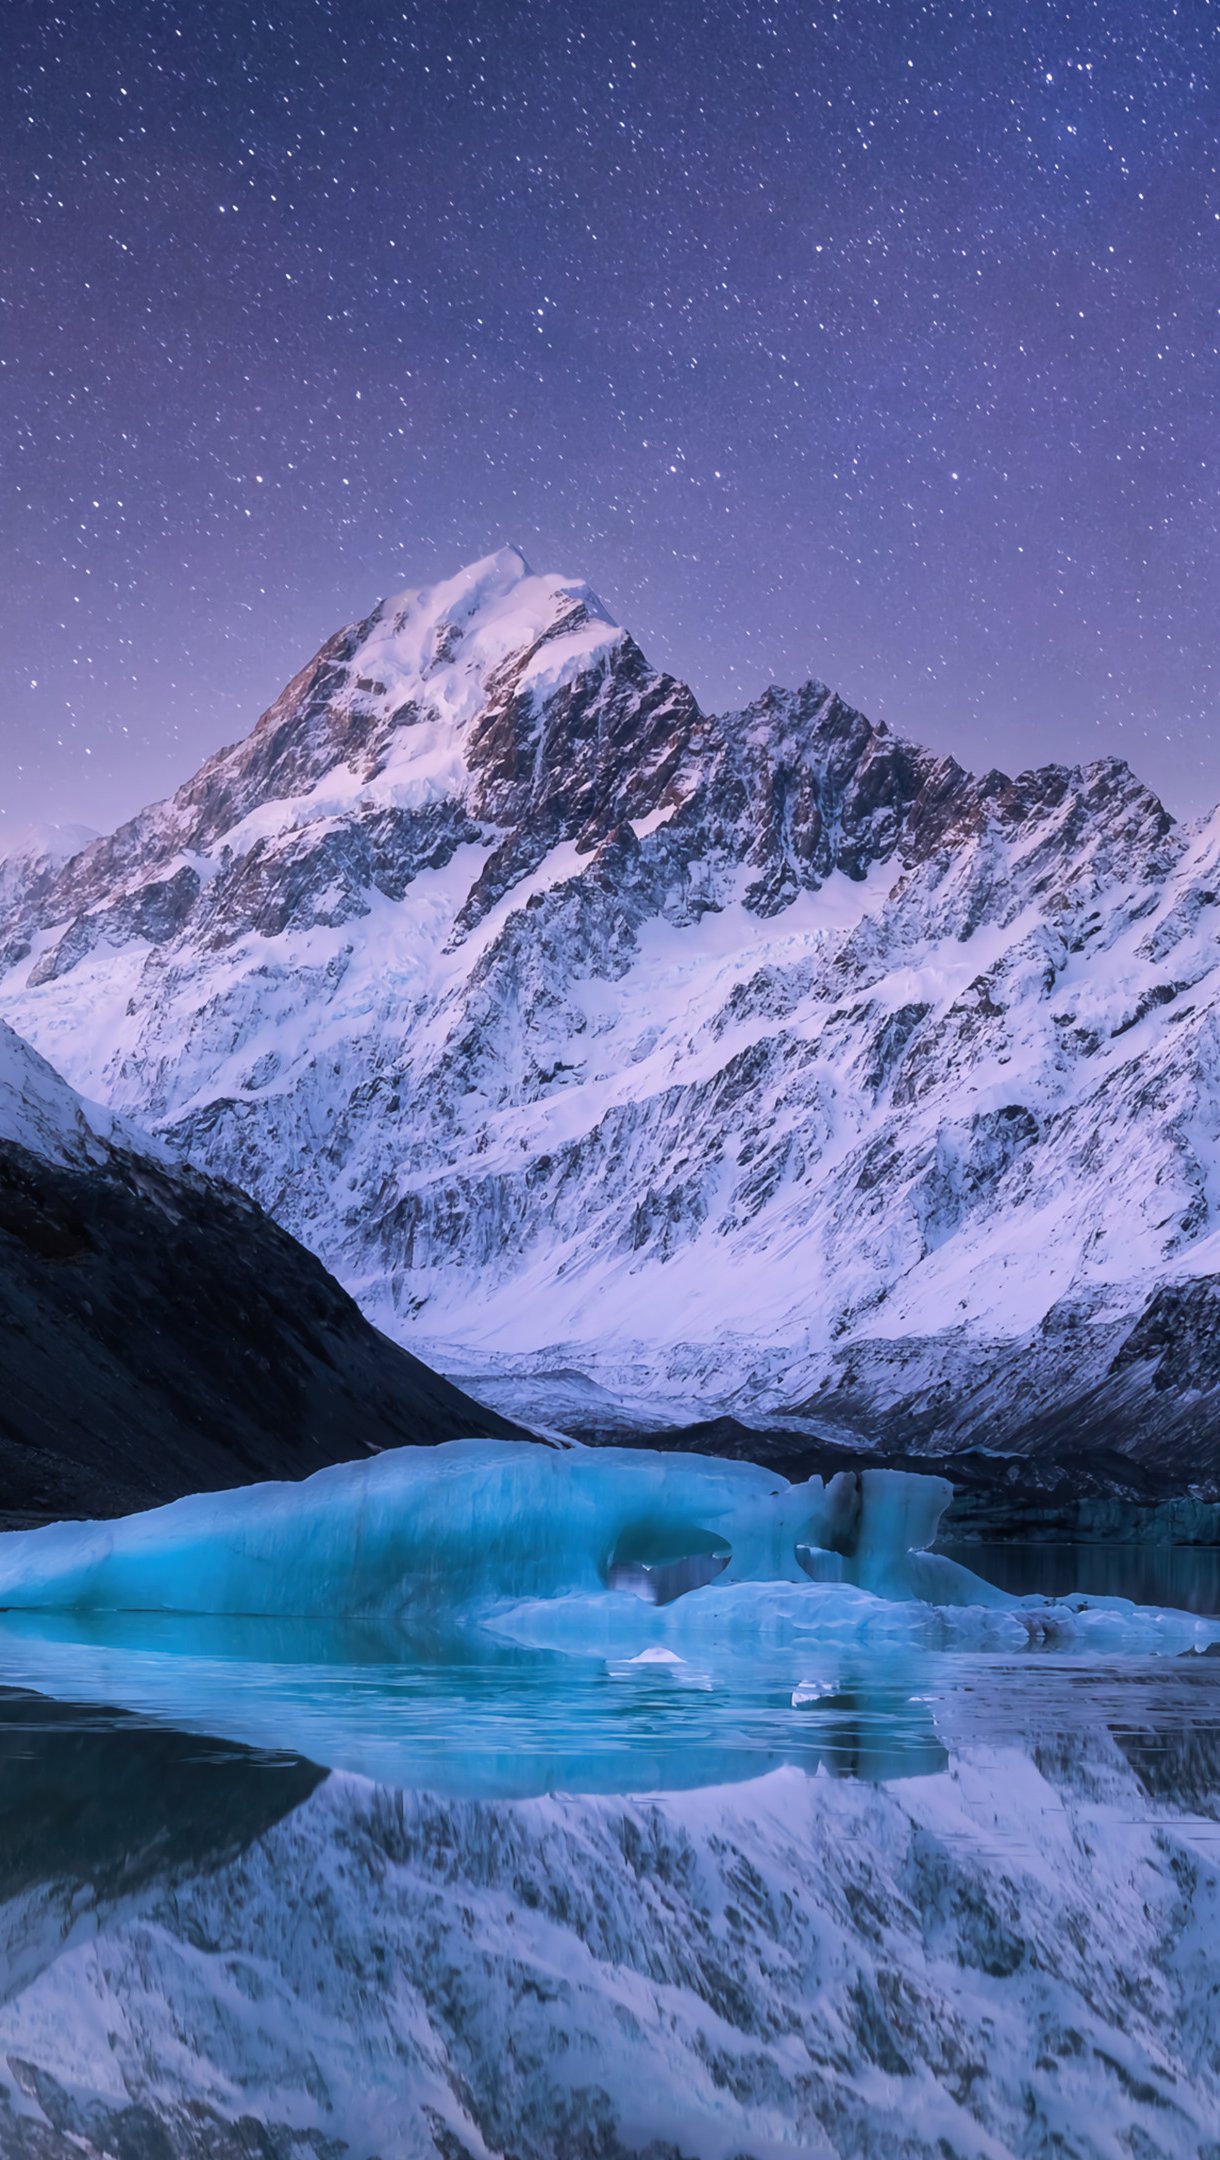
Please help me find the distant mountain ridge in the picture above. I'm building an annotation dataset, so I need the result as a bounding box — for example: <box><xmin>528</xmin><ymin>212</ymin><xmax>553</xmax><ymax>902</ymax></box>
<box><xmin>4</xmin><ymin>545</ymin><xmax>1220</xmax><ymax>1480</ymax></box>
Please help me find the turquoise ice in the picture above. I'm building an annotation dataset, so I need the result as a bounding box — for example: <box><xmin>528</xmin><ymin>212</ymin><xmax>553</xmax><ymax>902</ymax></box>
<box><xmin>0</xmin><ymin>1439</ymin><xmax>1213</xmax><ymax>1669</ymax></box>
<box><xmin>0</xmin><ymin>1440</ymin><xmax>994</xmax><ymax>1617</ymax></box>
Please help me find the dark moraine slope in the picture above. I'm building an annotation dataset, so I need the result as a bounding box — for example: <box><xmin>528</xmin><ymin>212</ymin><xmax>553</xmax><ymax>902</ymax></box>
<box><xmin>0</xmin><ymin>1019</ymin><xmax>526</xmax><ymax>1524</ymax></box>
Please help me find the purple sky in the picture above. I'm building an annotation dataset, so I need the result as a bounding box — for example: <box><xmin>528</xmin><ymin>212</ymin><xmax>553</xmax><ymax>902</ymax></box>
<box><xmin>2</xmin><ymin>0</ymin><xmax>1218</xmax><ymax>846</ymax></box>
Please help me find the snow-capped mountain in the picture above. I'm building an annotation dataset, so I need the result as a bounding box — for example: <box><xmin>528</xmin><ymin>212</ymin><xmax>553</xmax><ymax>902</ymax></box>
<box><xmin>0</xmin><ymin>1015</ymin><xmax>521</xmax><ymax>1520</ymax></box>
<box><xmin>4</xmin><ymin>544</ymin><xmax>1220</xmax><ymax>1474</ymax></box>
<box><xmin>0</xmin><ymin>1010</ymin><xmax>138</xmax><ymax>1173</ymax></box>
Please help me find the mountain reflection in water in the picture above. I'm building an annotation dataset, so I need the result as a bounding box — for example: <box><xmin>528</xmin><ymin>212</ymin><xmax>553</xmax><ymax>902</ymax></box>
<box><xmin>0</xmin><ymin>1621</ymin><xmax>1218</xmax><ymax>2158</ymax></box>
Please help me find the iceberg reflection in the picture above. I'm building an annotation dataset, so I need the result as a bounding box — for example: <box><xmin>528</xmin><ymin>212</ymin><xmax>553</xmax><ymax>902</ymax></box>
<box><xmin>0</xmin><ymin>1657</ymin><xmax>1218</xmax><ymax>2159</ymax></box>
<box><xmin>0</xmin><ymin>1610</ymin><xmax>950</xmax><ymax>1794</ymax></box>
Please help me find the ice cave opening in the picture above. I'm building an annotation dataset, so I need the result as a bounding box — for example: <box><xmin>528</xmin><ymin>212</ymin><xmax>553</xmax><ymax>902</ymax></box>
<box><xmin>605</xmin><ymin>1521</ymin><xmax>732</xmax><ymax>1604</ymax></box>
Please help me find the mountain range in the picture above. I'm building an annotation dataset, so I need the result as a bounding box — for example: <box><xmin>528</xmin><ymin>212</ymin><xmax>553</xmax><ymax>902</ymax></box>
<box><xmin>3</xmin><ymin>544</ymin><xmax>1219</xmax><ymax>1488</ymax></box>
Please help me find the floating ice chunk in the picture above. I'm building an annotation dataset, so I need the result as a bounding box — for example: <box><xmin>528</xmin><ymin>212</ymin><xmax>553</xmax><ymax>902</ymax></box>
<box><xmin>1</xmin><ymin>1443</ymin><xmax>1209</xmax><ymax>1664</ymax></box>
<box><xmin>627</xmin><ymin>1647</ymin><xmax>686</xmax><ymax>1665</ymax></box>
<box><xmin>495</xmin><ymin>1577</ymin><xmax>1220</xmax><ymax>1662</ymax></box>
<box><xmin>0</xmin><ymin>1440</ymin><xmax>989</xmax><ymax>1620</ymax></box>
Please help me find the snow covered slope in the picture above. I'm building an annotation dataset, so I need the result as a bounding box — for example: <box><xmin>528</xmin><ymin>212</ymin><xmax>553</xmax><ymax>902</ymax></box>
<box><xmin>0</xmin><ymin>1014</ymin><xmax>136</xmax><ymax>1170</ymax></box>
<box><xmin>4</xmin><ymin>545</ymin><xmax>1220</xmax><ymax>1471</ymax></box>
<box><xmin>0</xmin><ymin>821</ymin><xmax>97</xmax><ymax>951</ymax></box>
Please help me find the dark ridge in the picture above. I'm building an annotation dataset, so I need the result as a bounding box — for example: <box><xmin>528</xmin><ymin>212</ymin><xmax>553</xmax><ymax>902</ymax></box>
<box><xmin>0</xmin><ymin>1136</ymin><xmax>531</xmax><ymax>1525</ymax></box>
<box><xmin>0</xmin><ymin>1686</ymin><xmax>325</xmax><ymax>1904</ymax></box>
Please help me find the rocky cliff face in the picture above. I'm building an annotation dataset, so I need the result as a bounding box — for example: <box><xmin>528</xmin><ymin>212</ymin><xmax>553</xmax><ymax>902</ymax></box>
<box><xmin>4</xmin><ymin>545</ymin><xmax>1220</xmax><ymax>1475</ymax></box>
<box><xmin>0</xmin><ymin>1018</ymin><xmax>523</xmax><ymax>1520</ymax></box>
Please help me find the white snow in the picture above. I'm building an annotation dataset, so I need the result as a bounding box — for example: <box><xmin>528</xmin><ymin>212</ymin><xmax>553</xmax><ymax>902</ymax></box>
<box><xmin>0</xmin><ymin>1015</ymin><xmax>144</xmax><ymax>1167</ymax></box>
<box><xmin>352</xmin><ymin>544</ymin><xmax>625</xmax><ymax>728</ymax></box>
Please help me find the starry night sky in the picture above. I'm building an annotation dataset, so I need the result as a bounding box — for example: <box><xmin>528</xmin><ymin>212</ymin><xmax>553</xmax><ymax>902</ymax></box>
<box><xmin>3</xmin><ymin>0</ymin><xmax>1218</xmax><ymax>841</ymax></box>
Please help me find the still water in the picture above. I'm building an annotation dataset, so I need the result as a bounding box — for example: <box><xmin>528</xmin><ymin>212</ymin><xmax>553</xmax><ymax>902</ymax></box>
<box><xmin>0</xmin><ymin>1550</ymin><xmax>1218</xmax><ymax>2157</ymax></box>
<box><xmin>942</xmin><ymin>1539</ymin><xmax>1220</xmax><ymax>1616</ymax></box>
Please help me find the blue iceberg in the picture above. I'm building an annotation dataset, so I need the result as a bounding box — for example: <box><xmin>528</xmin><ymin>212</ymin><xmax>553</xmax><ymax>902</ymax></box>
<box><xmin>0</xmin><ymin>1440</ymin><xmax>991</xmax><ymax>1617</ymax></box>
<box><xmin>0</xmin><ymin>1442</ymin><xmax>1212</xmax><ymax>1663</ymax></box>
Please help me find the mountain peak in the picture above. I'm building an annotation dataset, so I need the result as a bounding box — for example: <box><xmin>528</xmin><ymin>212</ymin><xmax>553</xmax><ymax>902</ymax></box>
<box><xmin>356</xmin><ymin>547</ymin><xmax>623</xmax><ymax>730</ymax></box>
<box><xmin>0</xmin><ymin>821</ymin><xmax>98</xmax><ymax>872</ymax></box>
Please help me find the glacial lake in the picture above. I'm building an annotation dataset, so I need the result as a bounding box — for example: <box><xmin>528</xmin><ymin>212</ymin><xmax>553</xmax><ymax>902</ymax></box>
<box><xmin>0</xmin><ymin>1551</ymin><xmax>1219</xmax><ymax>2159</ymax></box>
<box><xmin>941</xmin><ymin>1538</ymin><xmax>1220</xmax><ymax>1616</ymax></box>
